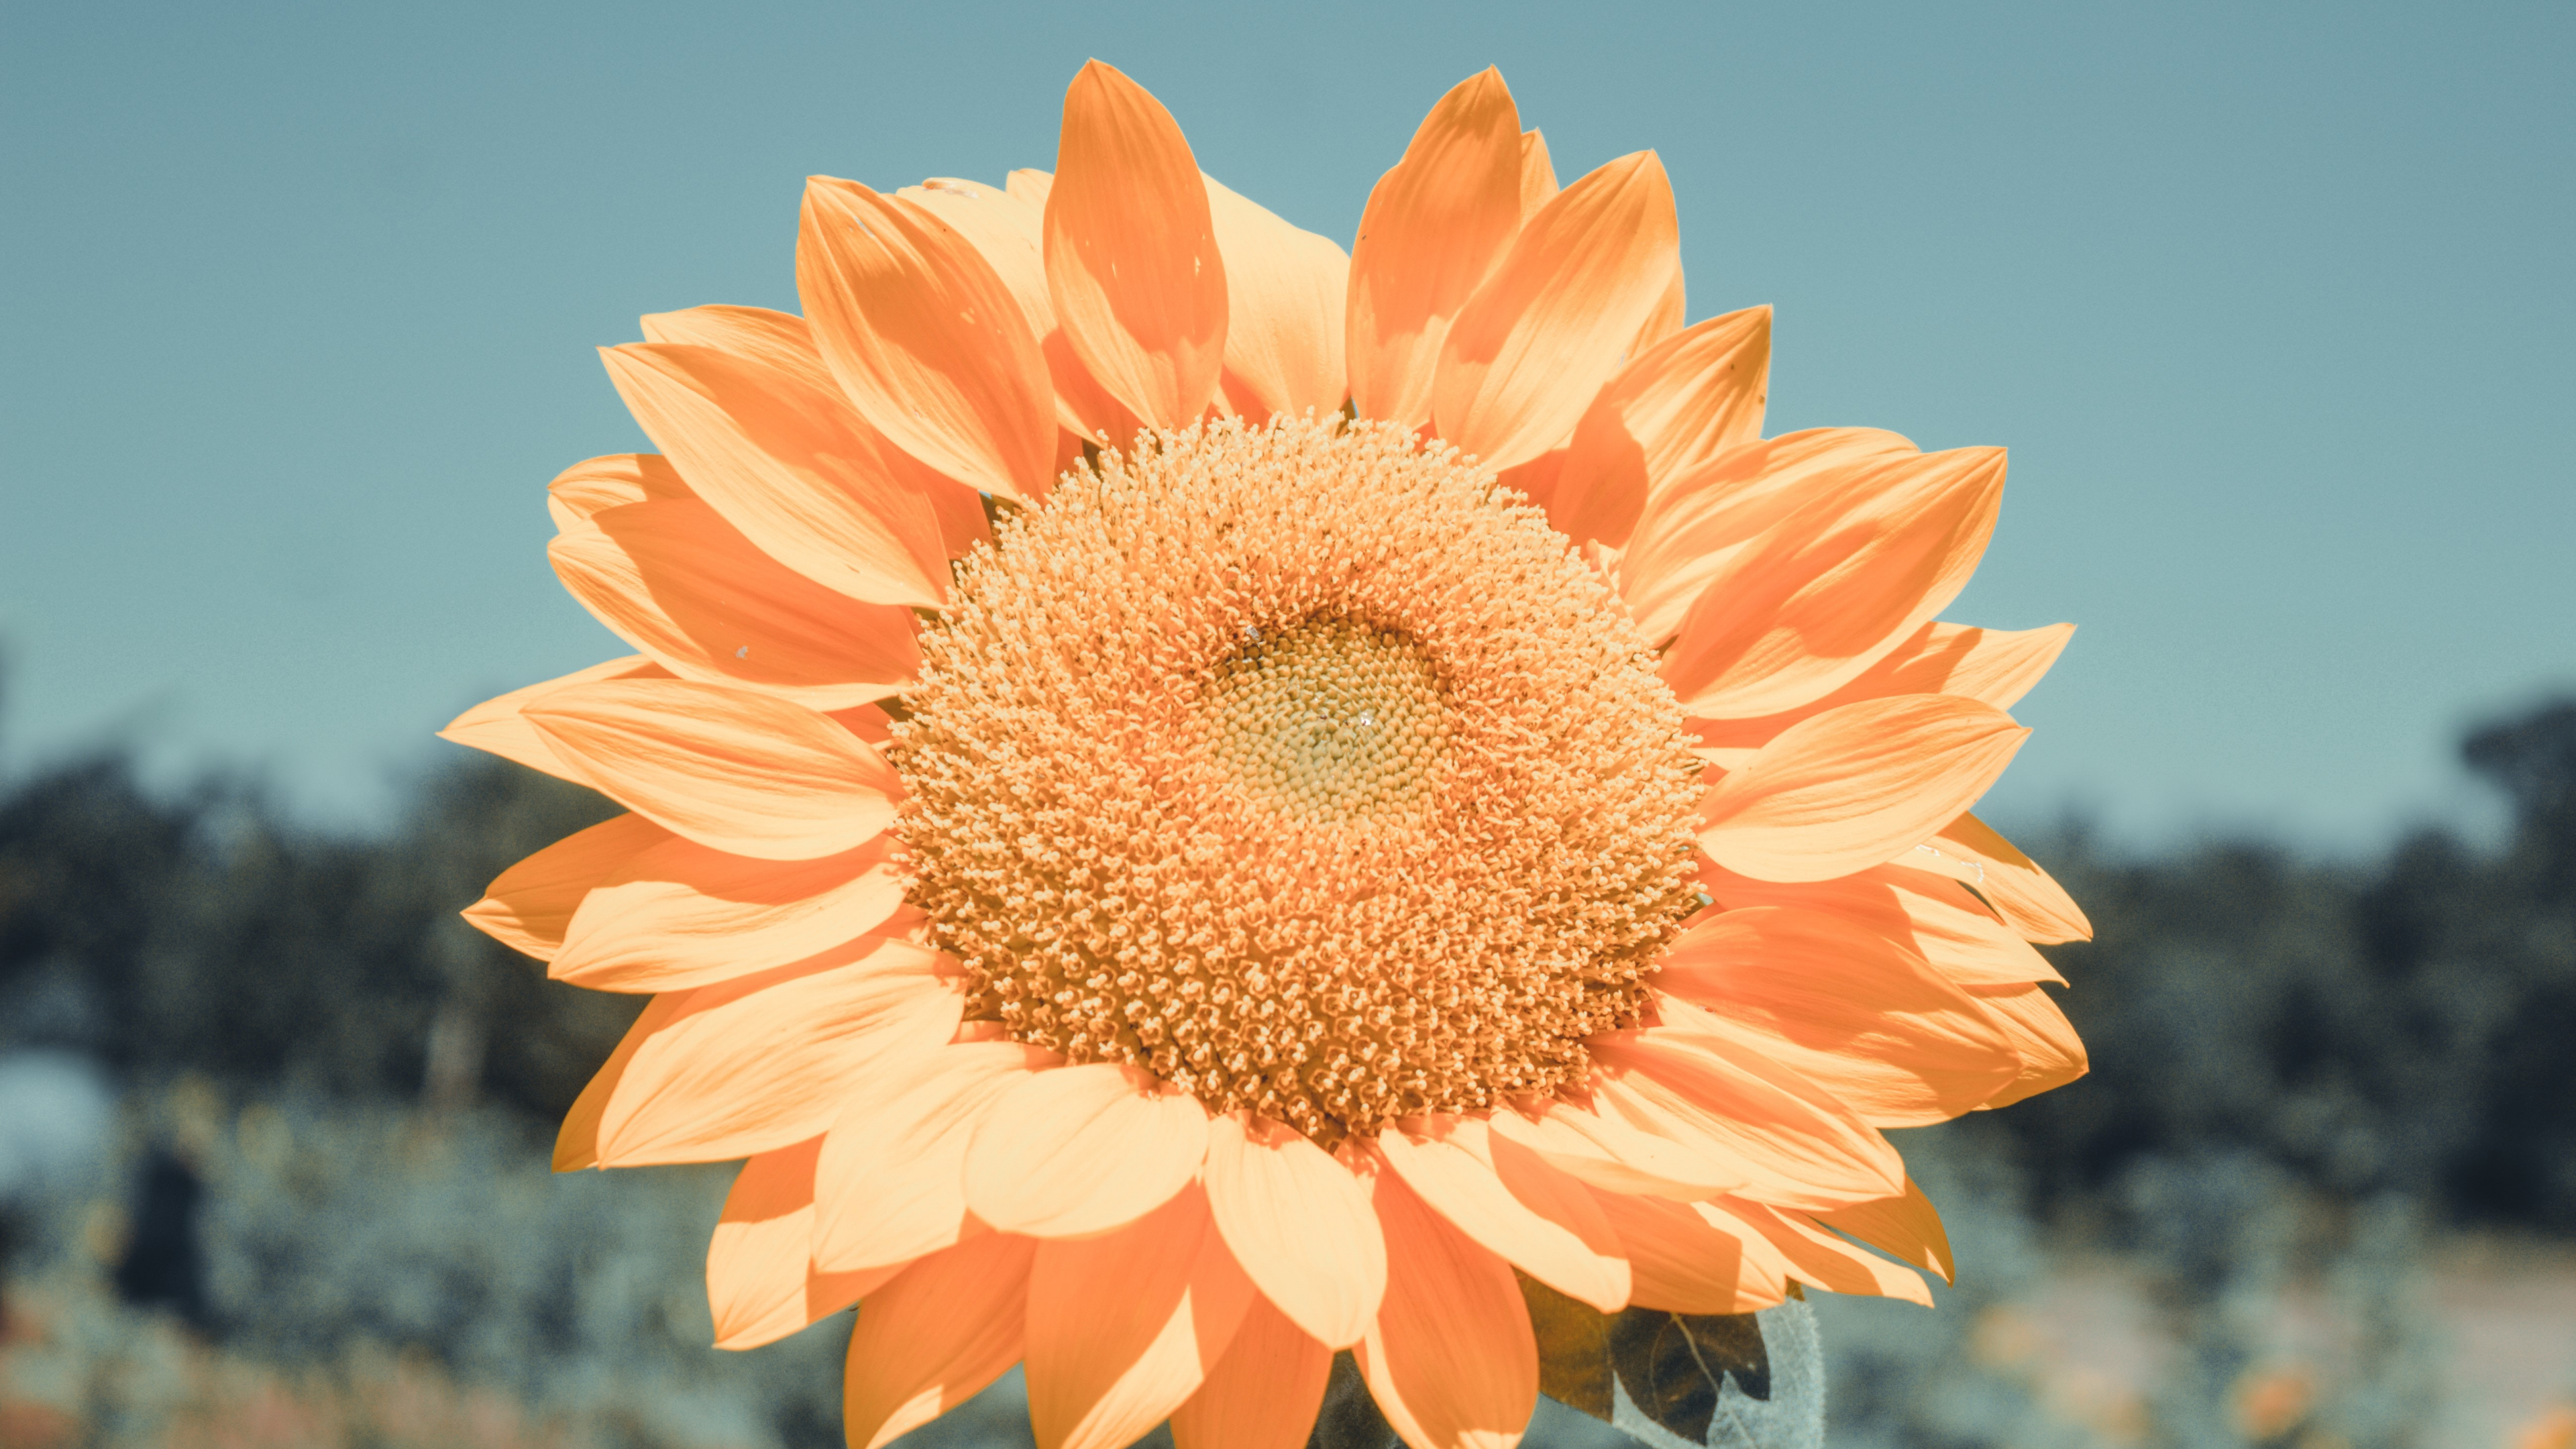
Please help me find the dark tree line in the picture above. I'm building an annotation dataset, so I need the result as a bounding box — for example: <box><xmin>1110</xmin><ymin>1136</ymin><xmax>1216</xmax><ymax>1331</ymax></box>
<box><xmin>0</xmin><ymin>745</ymin><xmax>639</xmax><ymax>1124</ymax></box>
<box><xmin>2002</xmin><ymin>700</ymin><xmax>2576</xmax><ymax>1230</ymax></box>
<box><xmin>3</xmin><ymin>697</ymin><xmax>2572</xmax><ymax>1230</ymax></box>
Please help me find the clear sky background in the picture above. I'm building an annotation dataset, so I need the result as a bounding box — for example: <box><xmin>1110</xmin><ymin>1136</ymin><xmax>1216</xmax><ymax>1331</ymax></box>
<box><xmin>2</xmin><ymin>1</ymin><xmax>2569</xmax><ymax>853</ymax></box>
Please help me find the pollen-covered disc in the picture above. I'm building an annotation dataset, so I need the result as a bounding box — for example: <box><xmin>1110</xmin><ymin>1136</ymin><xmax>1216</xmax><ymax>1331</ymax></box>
<box><xmin>894</xmin><ymin>416</ymin><xmax>1705</xmax><ymax>1142</ymax></box>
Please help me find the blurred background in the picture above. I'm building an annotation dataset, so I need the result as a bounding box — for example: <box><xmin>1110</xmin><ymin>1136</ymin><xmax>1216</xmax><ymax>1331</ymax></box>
<box><xmin>1</xmin><ymin>2</ymin><xmax>2569</xmax><ymax>1447</ymax></box>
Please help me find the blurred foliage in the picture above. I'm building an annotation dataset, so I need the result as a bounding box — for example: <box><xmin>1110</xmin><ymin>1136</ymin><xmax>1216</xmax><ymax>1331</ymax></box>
<box><xmin>1813</xmin><ymin>1122</ymin><xmax>2108</xmax><ymax>1449</ymax></box>
<box><xmin>0</xmin><ymin>748</ymin><xmax>638</xmax><ymax>1122</ymax></box>
<box><xmin>1</xmin><ymin>1086</ymin><xmax>843</xmax><ymax>1449</ymax></box>
<box><xmin>1818</xmin><ymin>1128</ymin><xmax>2458</xmax><ymax>1449</ymax></box>
<box><xmin>1995</xmin><ymin>698</ymin><xmax>2576</xmax><ymax>1232</ymax></box>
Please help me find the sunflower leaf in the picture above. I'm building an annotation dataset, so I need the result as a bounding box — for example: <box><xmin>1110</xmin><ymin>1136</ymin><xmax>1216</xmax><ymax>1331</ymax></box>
<box><xmin>1519</xmin><ymin>1277</ymin><xmax>1825</xmax><ymax>1449</ymax></box>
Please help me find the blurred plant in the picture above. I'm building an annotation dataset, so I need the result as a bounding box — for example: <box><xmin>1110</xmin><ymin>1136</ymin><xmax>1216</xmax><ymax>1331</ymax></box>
<box><xmin>2311</xmin><ymin>1196</ymin><xmax>2438</xmax><ymax>1449</ymax></box>
<box><xmin>2124</xmin><ymin>1150</ymin><xmax>2297</xmax><ymax>1449</ymax></box>
<box><xmin>1</xmin><ymin>1081</ymin><xmax>851</xmax><ymax>1449</ymax></box>
<box><xmin>1807</xmin><ymin>1120</ymin><xmax>2113</xmax><ymax>1449</ymax></box>
<box><xmin>2511</xmin><ymin>1403</ymin><xmax>2576</xmax><ymax>1449</ymax></box>
<box><xmin>2228</xmin><ymin>1366</ymin><xmax>2312</xmax><ymax>1446</ymax></box>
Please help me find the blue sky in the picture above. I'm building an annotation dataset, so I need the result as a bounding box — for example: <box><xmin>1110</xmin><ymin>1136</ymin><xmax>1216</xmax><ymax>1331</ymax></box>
<box><xmin>2</xmin><ymin>1</ymin><xmax>2569</xmax><ymax>852</ymax></box>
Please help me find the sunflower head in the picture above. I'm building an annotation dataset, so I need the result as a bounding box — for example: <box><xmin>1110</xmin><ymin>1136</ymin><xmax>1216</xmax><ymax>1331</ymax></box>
<box><xmin>449</xmin><ymin>57</ymin><xmax>2091</xmax><ymax>1449</ymax></box>
<box><xmin>896</xmin><ymin>415</ymin><xmax>1706</xmax><ymax>1142</ymax></box>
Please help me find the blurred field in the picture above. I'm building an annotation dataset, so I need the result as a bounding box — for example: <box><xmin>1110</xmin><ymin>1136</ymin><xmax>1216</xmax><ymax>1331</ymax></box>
<box><xmin>1996</xmin><ymin>1241</ymin><xmax>2576</xmax><ymax>1449</ymax></box>
<box><xmin>2</xmin><ymin>693</ymin><xmax>2573</xmax><ymax>1448</ymax></box>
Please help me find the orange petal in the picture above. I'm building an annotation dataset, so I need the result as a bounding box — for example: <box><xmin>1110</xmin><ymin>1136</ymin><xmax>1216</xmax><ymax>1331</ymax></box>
<box><xmin>964</xmin><ymin>1062</ymin><xmax>1210</xmax><ymax>1236</ymax></box>
<box><xmin>1916</xmin><ymin>623</ymin><xmax>2074</xmax><ymax>711</ymax></box>
<box><xmin>1345</xmin><ymin>69</ymin><xmax>1522</xmax><ymax>429</ymax></box>
<box><xmin>547</xmin><ymin>452</ymin><xmax>691</xmax><ymax>533</ymax></box>
<box><xmin>644</xmin><ymin>303</ymin><xmax>998</xmax><ymax>555</ymax></box>
<box><xmin>898</xmin><ymin>176</ymin><xmax>1122</xmax><ymax>457</ymax></box>
<box><xmin>1205</xmin><ymin>175</ymin><xmax>1349</xmax><ymax>422</ymax></box>
<box><xmin>1702</xmin><ymin>859</ymin><xmax>2063</xmax><ymax>986</ymax></box>
<box><xmin>813</xmin><ymin>1040</ymin><xmax>1049</xmax><ymax>1273</ymax></box>
<box><xmin>1916</xmin><ymin>812</ymin><xmax>2094</xmax><ymax>943</ymax></box>
<box><xmin>829</xmin><ymin>702</ymin><xmax>894</xmax><ymax>747</ymax></box>
<box><xmin>600</xmin><ymin>342</ymin><xmax>948</xmax><ymax>608</ymax></box>
<box><xmin>1484</xmin><ymin>1093</ymin><xmax>1743</xmax><ymax>1201</ymax></box>
<box><xmin>1546</xmin><ymin>306</ymin><xmax>1771</xmax><ymax>549</ymax></box>
<box><xmin>523</xmin><ymin>678</ymin><xmax>902</xmax><ymax>861</ymax></box>
<box><xmin>1433</xmin><ymin>151</ymin><xmax>1680</xmax><ymax>472</ymax></box>
<box><xmin>639</xmin><ymin>305</ymin><xmax>838</xmax><ymax>393</ymax></box>
<box><xmin>1686</xmin><ymin>620</ymin><xmax>2076</xmax><ymax>756</ymax></box>
<box><xmin>1044</xmin><ymin>62</ymin><xmax>1228</xmax><ymax>430</ymax></box>
<box><xmin>551</xmin><ymin>832</ymin><xmax>906</xmax><ymax>992</ymax></box>
<box><xmin>1674</xmin><ymin>1201</ymin><xmax>1807</xmax><ymax>1300</ymax></box>
<box><xmin>1631</xmin><ymin>262</ymin><xmax>1686</xmax><ymax>355</ymax></box>
<box><xmin>553</xmin><ymin>990</ymin><xmax>684</xmax><ymax>1171</ymax></box>
<box><xmin>1654</xmin><ymin>908</ymin><xmax>2023</xmax><ymax>1126</ymax></box>
<box><xmin>1026</xmin><ymin>1184</ymin><xmax>1255</xmax><ymax>1449</ymax></box>
<box><xmin>1169</xmin><ymin>1291</ymin><xmax>1332</xmax><ymax>1449</ymax></box>
<box><xmin>1373</xmin><ymin>1120</ymin><xmax>1628</xmax><ymax>1312</ymax></box>
<box><xmin>707</xmin><ymin>1136</ymin><xmax>906</xmax><ymax>1350</ymax></box>
<box><xmin>1707</xmin><ymin>1197</ymin><xmax>1932</xmax><ymax>1306</ymax></box>
<box><xmin>963</xmin><ymin>166</ymin><xmax>1145</xmax><ymax>446</ymax></box>
<box><xmin>551</xmin><ymin>498</ymin><xmax>920</xmax><ymax>709</ymax></box>
<box><xmin>1584</xmin><ymin>1186</ymin><xmax>1787</xmax><ymax>1315</ymax></box>
<box><xmin>1588</xmin><ymin>1028</ymin><xmax>1907</xmax><ymax>1210</ymax></box>
<box><xmin>588</xmin><ymin>934</ymin><xmax>965</xmax><ymax>1165</ymax></box>
<box><xmin>1486</xmin><ymin>1129</ymin><xmax>1633</xmax><ymax>1285</ymax></box>
<box><xmin>1697</xmin><ymin>694</ymin><xmax>2029</xmax><ymax>883</ymax></box>
<box><xmin>1886</xmin><ymin>871</ymin><xmax>2065</xmax><ymax>985</ymax></box>
<box><xmin>1356</xmin><ymin>1168</ymin><xmax>1537</xmax><ymax>1449</ymax></box>
<box><xmin>799</xmin><ymin>178</ymin><xmax>1057</xmax><ymax>503</ymax></box>
<box><xmin>1813</xmin><ymin>1177</ymin><xmax>1955</xmax><ymax>1284</ymax></box>
<box><xmin>1516</xmin><ymin>129</ymin><xmax>1558</xmax><ymax>217</ymax></box>
<box><xmin>897</xmin><ymin>180</ymin><xmax>1055</xmax><ymax>341</ymax></box>
<box><xmin>1202</xmin><ymin>1113</ymin><xmax>1385</xmax><ymax>1348</ymax></box>
<box><xmin>1497</xmin><ymin>447</ymin><xmax>1565</xmax><ymax>513</ymax></box>
<box><xmin>843</xmin><ymin>1233</ymin><xmax>1036</xmax><ymax>1449</ymax></box>
<box><xmin>1044</xmin><ymin>325</ymin><xmax>1146</xmax><ymax>446</ymax></box>
<box><xmin>1662</xmin><ymin>447</ymin><xmax>2008</xmax><ymax>717</ymax></box>
<box><xmin>923</xmin><ymin>474</ymin><xmax>994</xmax><ymax>557</ymax></box>
<box><xmin>1619</xmin><ymin>427</ymin><xmax>1921</xmax><ymax>644</ymax></box>
<box><xmin>709</xmin><ymin>1136</ymin><xmax>820</xmax><ymax>1345</ymax></box>
<box><xmin>1967</xmin><ymin>982</ymin><xmax>2088</xmax><ymax>1108</ymax></box>
<box><xmin>437</xmin><ymin>655</ymin><xmax>669</xmax><ymax>783</ymax></box>
<box><xmin>464</xmin><ymin>812</ymin><xmax>668</xmax><ymax>961</ymax></box>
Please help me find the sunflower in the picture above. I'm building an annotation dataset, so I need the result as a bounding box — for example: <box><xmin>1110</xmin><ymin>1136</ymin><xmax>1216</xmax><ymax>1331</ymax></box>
<box><xmin>446</xmin><ymin>60</ymin><xmax>2091</xmax><ymax>1449</ymax></box>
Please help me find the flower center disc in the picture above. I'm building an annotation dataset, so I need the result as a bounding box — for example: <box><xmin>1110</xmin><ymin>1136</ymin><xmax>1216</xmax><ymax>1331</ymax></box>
<box><xmin>1201</xmin><ymin>616</ymin><xmax>1444</xmax><ymax>824</ymax></box>
<box><xmin>894</xmin><ymin>417</ymin><xmax>1703</xmax><ymax>1141</ymax></box>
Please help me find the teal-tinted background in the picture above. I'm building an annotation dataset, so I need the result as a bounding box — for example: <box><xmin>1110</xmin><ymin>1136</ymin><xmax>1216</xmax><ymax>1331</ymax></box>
<box><xmin>3</xmin><ymin>0</ymin><xmax>2568</xmax><ymax>849</ymax></box>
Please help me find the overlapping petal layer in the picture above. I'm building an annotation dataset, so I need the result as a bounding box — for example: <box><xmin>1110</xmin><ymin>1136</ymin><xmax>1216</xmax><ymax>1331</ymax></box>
<box><xmin>523</xmin><ymin>678</ymin><xmax>903</xmax><ymax>861</ymax></box>
<box><xmin>1025</xmin><ymin>1185</ymin><xmax>1255</xmax><ymax>1449</ymax></box>
<box><xmin>1346</xmin><ymin>70</ymin><xmax>1522</xmax><ymax>431</ymax></box>
<box><xmin>706</xmin><ymin>1136</ymin><xmax>904</xmax><ymax>1350</ymax></box>
<box><xmin>1433</xmin><ymin>150</ymin><xmax>1681</xmax><ymax>472</ymax></box>
<box><xmin>1045</xmin><ymin>61</ymin><xmax>1228</xmax><ymax>431</ymax></box>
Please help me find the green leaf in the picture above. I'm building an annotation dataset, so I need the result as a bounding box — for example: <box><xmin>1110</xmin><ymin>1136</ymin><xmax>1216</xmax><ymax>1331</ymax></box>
<box><xmin>1298</xmin><ymin>1283</ymin><xmax>1823</xmax><ymax>1449</ymax></box>
<box><xmin>1523</xmin><ymin>1277</ymin><xmax>1771</xmax><ymax>1434</ymax></box>
<box><xmin>1521</xmin><ymin>1277</ymin><xmax>1823</xmax><ymax>1449</ymax></box>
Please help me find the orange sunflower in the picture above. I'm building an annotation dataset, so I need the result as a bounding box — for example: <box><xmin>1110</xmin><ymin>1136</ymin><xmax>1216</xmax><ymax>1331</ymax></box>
<box><xmin>446</xmin><ymin>60</ymin><xmax>2091</xmax><ymax>1449</ymax></box>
